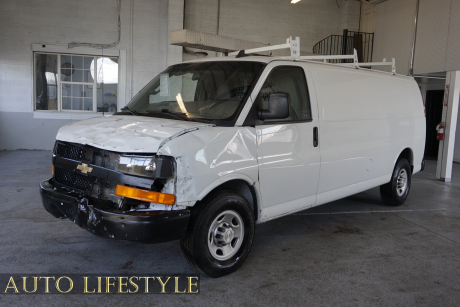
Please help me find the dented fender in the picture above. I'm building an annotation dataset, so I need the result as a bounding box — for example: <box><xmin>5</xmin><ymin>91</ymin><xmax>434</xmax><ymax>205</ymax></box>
<box><xmin>158</xmin><ymin>126</ymin><xmax>260</xmax><ymax>209</ymax></box>
<box><xmin>55</xmin><ymin>116</ymin><xmax>262</xmax><ymax>217</ymax></box>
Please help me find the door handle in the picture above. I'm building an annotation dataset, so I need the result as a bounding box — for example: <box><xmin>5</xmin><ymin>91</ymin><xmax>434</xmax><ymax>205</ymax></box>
<box><xmin>313</xmin><ymin>127</ymin><xmax>319</xmax><ymax>147</ymax></box>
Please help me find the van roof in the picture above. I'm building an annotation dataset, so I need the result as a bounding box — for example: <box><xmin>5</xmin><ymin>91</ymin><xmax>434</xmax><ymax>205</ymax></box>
<box><xmin>180</xmin><ymin>55</ymin><xmax>413</xmax><ymax>79</ymax></box>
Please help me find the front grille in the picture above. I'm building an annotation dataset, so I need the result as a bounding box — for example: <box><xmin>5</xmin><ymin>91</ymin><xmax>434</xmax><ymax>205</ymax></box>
<box><xmin>56</xmin><ymin>142</ymin><xmax>86</xmax><ymax>160</ymax></box>
<box><xmin>54</xmin><ymin>166</ymin><xmax>95</xmax><ymax>191</ymax></box>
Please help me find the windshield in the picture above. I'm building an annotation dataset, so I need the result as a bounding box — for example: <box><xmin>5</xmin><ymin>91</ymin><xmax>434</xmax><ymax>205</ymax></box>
<box><xmin>123</xmin><ymin>61</ymin><xmax>265</xmax><ymax>124</ymax></box>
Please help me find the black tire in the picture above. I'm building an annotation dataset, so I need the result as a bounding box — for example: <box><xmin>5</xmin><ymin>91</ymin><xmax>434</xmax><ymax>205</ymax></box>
<box><xmin>180</xmin><ymin>190</ymin><xmax>255</xmax><ymax>278</ymax></box>
<box><xmin>380</xmin><ymin>158</ymin><xmax>411</xmax><ymax>206</ymax></box>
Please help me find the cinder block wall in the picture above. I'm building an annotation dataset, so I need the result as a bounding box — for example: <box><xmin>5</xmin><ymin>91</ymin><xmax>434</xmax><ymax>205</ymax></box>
<box><xmin>0</xmin><ymin>0</ymin><xmax>183</xmax><ymax>150</ymax></box>
<box><xmin>183</xmin><ymin>0</ymin><xmax>360</xmax><ymax>59</ymax></box>
<box><xmin>339</xmin><ymin>0</ymin><xmax>361</xmax><ymax>32</ymax></box>
<box><xmin>0</xmin><ymin>0</ymin><xmax>360</xmax><ymax>150</ymax></box>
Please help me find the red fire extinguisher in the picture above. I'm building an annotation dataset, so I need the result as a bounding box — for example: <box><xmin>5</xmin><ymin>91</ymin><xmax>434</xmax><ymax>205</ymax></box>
<box><xmin>436</xmin><ymin>123</ymin><xmax>445</xmax><ymax>141</ymax></box>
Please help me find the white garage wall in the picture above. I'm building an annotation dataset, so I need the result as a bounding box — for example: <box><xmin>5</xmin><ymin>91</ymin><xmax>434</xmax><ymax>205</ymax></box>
<box><xmin>456</xmin><ymin>115</ymin><xmax>460</xmax><ymax>163</ymax></box>
<box><xmin>0</xmin><ymin>0</ymin><xmax>360</xmax><ymax>150</ymax></box>
<box><xmin>373</xmin><ymin>0</ymin><xmax>460</xmax><ymax>76</ymax></box>
<box><xmin>372</xmin><ymin>0</ymin><xmax>417</xmax><ymax>75</ymax></box>
<box><xmin>371</xmin><ymin>0</ymin><xmax>460</xmax><ymax>161</ymax></box>
<box><xmin>183</xmin><ymin>0</ymin><xmax>361</xmax><ymax>58</ymax></box>
<box><xmin>0</xmin><ymin>0</ymin><xmax>183</xmax><ymax>150</ymax></box>
<box><xmin>444</xmin><ymin>0</ymin><xmax>460</xmax><ymax>73</ymax></box>
<box><xmin>412</xmin><ymin>0</ymin><xmax>451</xmax><ymax>75</ymax></box>
<box><xmin>413</xmin><ymin>0</ymin><xmax>460</xmax><ymax>75</ymax></box>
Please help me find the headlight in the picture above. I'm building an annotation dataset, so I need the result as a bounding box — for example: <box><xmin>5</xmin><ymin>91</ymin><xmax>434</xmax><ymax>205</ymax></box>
<box><xmin>117</xmin><ymin>155</ymin><xmax>174</xmax><ymax>178</ymax></box>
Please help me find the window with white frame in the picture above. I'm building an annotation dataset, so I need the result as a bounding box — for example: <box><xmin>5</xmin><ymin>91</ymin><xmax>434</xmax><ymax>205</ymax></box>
<box><xmin>34</xmin><ymin>52</ymin><xmax>119</xmax><ymax>112</ymax></box>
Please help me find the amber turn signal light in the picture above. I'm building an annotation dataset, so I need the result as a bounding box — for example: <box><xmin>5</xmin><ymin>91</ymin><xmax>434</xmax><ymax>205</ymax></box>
<box><xmin>115</xmin><ymin>185</ymin><xmax>175</xmax><ymax>205</ymax></box>
<box><xmin>52</xmin><ymin>165</ymin><xmax>54</xmax><ymax>174</ymax></box>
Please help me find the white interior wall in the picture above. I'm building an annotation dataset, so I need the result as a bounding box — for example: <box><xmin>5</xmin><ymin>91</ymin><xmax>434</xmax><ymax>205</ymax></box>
<box><xmin>167</xmin><ymin>0</ymin><xmax>185</xmax><ymax>67</ymax></box>
<box><xmin>0</xmin><ymin>0</ymin><xmax>172</xmax><ymax>112</ymax></box>
<box><xmin>414</xmin><ymin>0</ymin><xmax>460</xmax><ymax>75</ymax></box>
<box><xmin>183</xmin><ymin>0</ymin><xmax>360</xmax><ymax>59</ymax></box>
<box><xmin>339</xmin><ymin>0</ymin><xmax>361</xmax><ymax>32</ymax></box>
<box><xmin>413</xmin><ymin>0</ymin><xmax>451</xmax><ymax>75</ymax></box>
<box><xmin>372</xmin><ymin>0</ymin><xmax>417</xmax><ymax>75</ymax></box>
<box><xmin>359</xmin><ymin>2</ymin><xmax>376</xmax><ymax>33</ymax></box>
<box><xmin>373</xmin><ymin>0</ymin><xmax>460</xmax><ymax>75</ymax></box>
<box><xmin>456</xmin><ymin>111</ymin><xmax>460</xmax><ymax>163</ymax></box>
<box><xmin>0</xmin><ymin>0</ymin><xmax>183</xmax><ymax>150</ymax></box>
<box><xmin>445</xmin><ymin>1</ymin><xmax>460</xmax><ymax>73</ymax></box>
<box><xmin>372</xmin><ymin>0</ymin><xmax>460</xmax><ymax>162</ymax></box>
<box><xmin>130</xmin><ymin>0</ymin><xmax>169</xmax><ymax>98</ymax></box>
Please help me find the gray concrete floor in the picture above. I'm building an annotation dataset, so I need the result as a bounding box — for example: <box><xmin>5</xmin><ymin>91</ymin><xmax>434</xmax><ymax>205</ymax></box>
<box><xmin>0</xmin><ymin>150</ymin><xmax>459</xmax><ymax>306</ymax></box>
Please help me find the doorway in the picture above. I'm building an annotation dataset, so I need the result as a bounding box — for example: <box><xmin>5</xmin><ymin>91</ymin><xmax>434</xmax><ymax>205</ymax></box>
<box><xmin>424</xmin><ymin>90</ymin><xmax>444</xmax><ymax>159</ymax></box>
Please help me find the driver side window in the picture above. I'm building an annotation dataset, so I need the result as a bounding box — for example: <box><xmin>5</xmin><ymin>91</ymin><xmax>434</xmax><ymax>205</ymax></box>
<box><xmin>258</xmin><ymin>66</ymin><xmax>311</xmax><ymax>122</ymax></box>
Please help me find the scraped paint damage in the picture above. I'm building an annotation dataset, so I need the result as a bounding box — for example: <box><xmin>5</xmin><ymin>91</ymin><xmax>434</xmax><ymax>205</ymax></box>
<box><xmin>56</xmin><ymin>115</ymin><xmax>213</xmax><ymax>153</ymax></box>
<box><xmin>56</xmin><ymin>116</ymin><xmax>260</xmax><ymax>210</ymax></box>
<box><xmin>158</xmin><ymin>126</ymin><xmax>259</xmax><ymax>207</ymax></box>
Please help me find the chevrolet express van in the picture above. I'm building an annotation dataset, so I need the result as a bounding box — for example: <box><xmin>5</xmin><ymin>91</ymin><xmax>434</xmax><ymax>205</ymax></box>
<box><xmin>40</xmin><ymin>55</ymin><xmax>426</xmax><ymax>277</ymax></box>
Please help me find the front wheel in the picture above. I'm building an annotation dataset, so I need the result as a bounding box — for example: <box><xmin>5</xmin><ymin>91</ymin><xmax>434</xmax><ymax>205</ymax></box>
<box><xmin>380</xmin><ymin>158</ymin><xmax>412</xmax><ymax>206</ymax></box>
<box><xmin>180</xmin><ymin>191</ymin><xmax>255</xmax><ymax>277</ymax></box>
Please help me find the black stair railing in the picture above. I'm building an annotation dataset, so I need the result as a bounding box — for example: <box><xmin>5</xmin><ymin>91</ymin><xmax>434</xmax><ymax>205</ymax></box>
<box><xmin>313</xmin><ymin>29</ymin><xmax>374</xmax><ymax>64</ymax></box>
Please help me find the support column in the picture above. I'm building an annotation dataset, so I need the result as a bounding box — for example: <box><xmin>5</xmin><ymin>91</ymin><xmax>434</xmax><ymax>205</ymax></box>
<box><xmin>436</xmin><ymin>71</ymin><xmax>460</xmax><ymax>182</ymax></box>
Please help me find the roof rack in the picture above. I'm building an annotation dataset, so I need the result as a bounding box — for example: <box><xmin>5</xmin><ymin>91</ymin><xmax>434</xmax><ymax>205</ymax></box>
<box><xmin>228</xmin><ymin>37</ymin><xmax>301</xmax><ymax>58</ymax></box>
<box><xmin>228</xmin><ymin>36</ymin><xmax>396</xmax><ymax>75</ymax></box>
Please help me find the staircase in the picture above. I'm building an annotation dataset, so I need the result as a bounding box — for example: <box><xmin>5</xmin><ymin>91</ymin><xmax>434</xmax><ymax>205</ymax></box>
<box><xmin>313</xmin><ymin>29</ymin><xmax>374</xmax><ymax>64</ymax></box>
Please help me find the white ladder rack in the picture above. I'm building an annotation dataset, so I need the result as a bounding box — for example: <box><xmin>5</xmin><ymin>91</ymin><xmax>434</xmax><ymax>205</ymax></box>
<box><xmin>227</xmin><ymin>36</ymin><xmax>396</xmax><ymax>75</ymax></box>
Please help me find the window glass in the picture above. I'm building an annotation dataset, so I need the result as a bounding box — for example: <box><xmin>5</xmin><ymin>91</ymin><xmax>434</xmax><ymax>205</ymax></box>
<box><xmin>60</xmin><ymin>55</ymin><xmax>94</xmax><ymax>83</ymax></box>
<box><xmin>35</xmin><ymin>54</ymin><xmax>58</xmax><ymax>110</ymax></box>
<box><xmin>259</xmin><ymin>66</ymin><xmax>311</xmax><ymax>121</ymax></box>
<box><xmin>72</xmin><ymin>56</ymin><xmax>84</xmax><ymax>69</ymax></box>
<box><xmin>60</xmin><ymin>53</ymin><xmax>94</xmax><ymax>111</ymax></box>
<box><xmin>72</xmin><ymin>69</ymin><xmax>83</xmax><ymax>83</ymax></box>
<box><xmin>35</xmin><ymin>52</ymin><xmax>118</xmax><ymax>112</ymax></box>
<box><xmin>94</xmin><ymin>57</ymin><xmax>118</xmax><ymax>112</ymax></box>
<box><xmin>125</xmin><ymin>61</ymin><xmax>264</xmax><ymax>121</ymax></box>
<box><xmin>61</xmin><ymin>84</ymin><xmax>93</xmax><ymax>111</ymax></box>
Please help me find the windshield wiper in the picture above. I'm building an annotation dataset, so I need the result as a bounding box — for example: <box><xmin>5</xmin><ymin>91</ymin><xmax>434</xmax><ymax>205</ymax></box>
<box><xmin>146</xmin><ymin>109</ymin><xmax>197</xmax><ymax>122</ymax></box>
<box><xmin>121</xmin><ymin>106</ymin><xmax>137</xmax><ymax>116</ymax></box>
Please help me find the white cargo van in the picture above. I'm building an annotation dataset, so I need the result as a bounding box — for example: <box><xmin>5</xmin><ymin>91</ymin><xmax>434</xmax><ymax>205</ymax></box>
<box><xmin>40</xmin><ymin>43</ymin><xmax>426</xmax><ymax>277</ymax></box>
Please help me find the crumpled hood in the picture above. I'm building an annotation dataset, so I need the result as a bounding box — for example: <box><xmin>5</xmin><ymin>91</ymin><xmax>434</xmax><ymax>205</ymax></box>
<box><xmin>56</xmin><ymin>115</ymin><xmax>214</xmax><ymax>153</ymax></box>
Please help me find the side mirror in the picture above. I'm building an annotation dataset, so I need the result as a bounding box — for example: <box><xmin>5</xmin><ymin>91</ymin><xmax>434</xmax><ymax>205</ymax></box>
<box><xmin>258</xmin><ymin>93</ymin><xmax>290</xmax><ymax>120</ymax></box>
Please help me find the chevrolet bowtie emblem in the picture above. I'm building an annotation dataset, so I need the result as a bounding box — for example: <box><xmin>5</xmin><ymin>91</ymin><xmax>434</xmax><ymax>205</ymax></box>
<box><xmin>77</xmin><ymin>163</ymin><xmax>93</xmax><ymax>174</ymax></box>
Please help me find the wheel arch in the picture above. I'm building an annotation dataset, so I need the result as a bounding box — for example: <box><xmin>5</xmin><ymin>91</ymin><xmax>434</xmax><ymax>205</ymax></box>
<box><xmin>396</xmin><ymin>147</ymin><xmax>414</xmax><ymax>173</ymax></box>
<box><xmin>195</xmin><ymin>177</ymin><xmax>260</xmax><ymax>222</ymax></box>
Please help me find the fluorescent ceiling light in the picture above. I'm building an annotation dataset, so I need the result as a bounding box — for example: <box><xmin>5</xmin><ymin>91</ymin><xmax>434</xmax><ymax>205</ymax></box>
<box><xmin>291</xmin><ymin>0</ymin><xmax>301</xmax><ymax>3</ymax></box>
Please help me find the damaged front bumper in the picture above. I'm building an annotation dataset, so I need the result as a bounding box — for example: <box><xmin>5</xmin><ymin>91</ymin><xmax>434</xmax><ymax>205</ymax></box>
<box><xmin>40</xmin><ymin>179</ymin><xmax>190</xmax><ymax>243</ymax></box>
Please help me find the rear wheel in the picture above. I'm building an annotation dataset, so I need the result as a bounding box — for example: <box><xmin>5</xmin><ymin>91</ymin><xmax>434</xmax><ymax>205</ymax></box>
<box><xmin>380</xmin><ymin>158</ymin><xmax>411</xmax><ymax>206</ymax></box>
<box><xmin>180</xmin><ymin>191</ymin><xmax>255</xmax><ymax>278</ymax></box>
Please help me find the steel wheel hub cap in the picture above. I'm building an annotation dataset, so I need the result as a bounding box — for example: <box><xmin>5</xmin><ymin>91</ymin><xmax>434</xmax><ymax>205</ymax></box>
<box><xmin>396</xmin><ymin>168</ymin><xmax>408</xmax><ymax>197</ymax></box>
<box><xmin>207</xmin><ymin>210</ymin><xmax>244</xmax><ymax>261</ymax></box>
<box><xmin>221</xmin><ymin>227</ymin><xmax>234</xmax><ymax>244</ymax></box>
